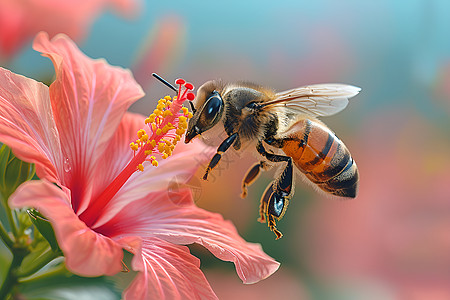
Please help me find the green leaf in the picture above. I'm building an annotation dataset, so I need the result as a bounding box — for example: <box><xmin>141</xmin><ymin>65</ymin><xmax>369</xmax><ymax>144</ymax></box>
<box><xmin>17</xmin><ymin>271</ymin><xmax>121</xmax><ymax>300</ymax></box>
<box><xmin>0</xmin><ymin>238</ymin><xmax>12</xmax><ymax>284</ymax></box>
<box><xmin>27</xmin><ymin>209</ymin><xmax>60</xmax><ymax>252</ymax></box>
<box><xmin>19</xmin><ymin>241</ymin><xmax>51</xmax><ymax>271</ymax></box>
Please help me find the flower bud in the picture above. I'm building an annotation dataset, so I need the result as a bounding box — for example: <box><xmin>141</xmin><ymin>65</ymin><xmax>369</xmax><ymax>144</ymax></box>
<box><xmin>0</xmin><ymin>144</ymin><xmax>35</xmax><ymax>199</ymax></box>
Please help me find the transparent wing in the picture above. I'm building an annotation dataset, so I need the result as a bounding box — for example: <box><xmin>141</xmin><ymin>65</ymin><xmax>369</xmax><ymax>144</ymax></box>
<box><xmin>266</xmin><ymin>84</ymin><xmax>361</xmax><ymax>117</ymax></box>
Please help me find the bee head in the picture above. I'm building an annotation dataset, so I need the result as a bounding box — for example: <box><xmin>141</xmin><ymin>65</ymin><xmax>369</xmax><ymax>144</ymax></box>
<box><xmin>185</xmin><ymin>81</ymin><xmax>225</xmax><ymax>143</ymax></box>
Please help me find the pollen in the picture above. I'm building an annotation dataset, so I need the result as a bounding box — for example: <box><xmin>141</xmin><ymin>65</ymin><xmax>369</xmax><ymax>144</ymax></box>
<box><xmin>128</xmin><ymin>77</ymin><xmax>195</xmax><ymax>172</ymax></box>
<box><xmin>176</xmin><ymin>128</ymin><xmax>185</xmax><ymax>136</ymax></box>
<box><xmin>130</xmin><ymin>142</ymin><xmax>139</xmax><ymax>151</ymax></box>
<box><xmin>163</xmin><ymin>110</ymin><xmax>173</xmax><ymax>117</ymax></box>
<box><xmin>158</xmin><ymin>142</ymin><xmax>165</xmax><ymax>153</ymax></box>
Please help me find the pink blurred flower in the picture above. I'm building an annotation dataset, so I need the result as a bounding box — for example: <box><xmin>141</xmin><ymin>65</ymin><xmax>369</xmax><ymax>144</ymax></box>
<box><xmin>0</xmin><ymin>32</ymin><xmax>279</xmax><ymax>299</ymax></box>
<box><xmin>0</xmin><ymin>0</ymin><xmax>139</xmax><ymax>59</ymax></box>
<box><xmin>297</xmin><ymin>111</ymin><xmax>450</xmax><ymax>299</ymax></box>
<box><xmin>206</xmin><ymin>267</ymin><xmax>310</xmax><ymax>300</ymax></box>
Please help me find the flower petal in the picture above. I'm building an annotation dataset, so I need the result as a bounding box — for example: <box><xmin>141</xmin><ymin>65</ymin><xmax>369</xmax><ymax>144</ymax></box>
<box><xmin>119</xmin><ymin>236</ymin><xmax>217</xmax><ymax>300</ymax></box>
<box><xmin>0</xmin><ymin>67</ymin><xmax>62</xmax><ymax>182</ymax></box>
<box><xmin>92</xmin><ymin>139</ymin><xmax>214</xmax><ymax>227</ymax></box>
<box><xmin>32</xmin><ymin>32</ymin><xmax>144</xmax><ymax>211</ymax></box>
<box><xmin>9</xmin><ymin>180</ymin><xmax>123</xmax><ymax>277</ymax></box>
<box><xmin>99</xmin><ymin>189</ymin><xmax>280</xmax><ymax>284</ymax></box>
<box><xmin>75</xmin><ymin>111</ymin><xmax>146</xmax><ymax>214</ymax></box>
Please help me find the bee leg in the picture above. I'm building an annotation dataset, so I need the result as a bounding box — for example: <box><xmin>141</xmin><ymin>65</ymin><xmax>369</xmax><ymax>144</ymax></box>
<box><xmin>202</xmin><ymin>133</ymin><xmax>238</xmax><ymax>180</ymax></box>
<box><xmin>241</xmin><ymin>161</ymin><xmax>265</xmax><ymax>198</ymax></box>
<box><xmin>258</xmin><ymin>182</ymin><xmax>274</xmax><ymax>223</ymax></box>
<box><xmin>257</xmin><ymin>143</ymin><xmax>294</xmax><ymax>239</ymax></box>
<box><xmin>256</xmin><ymin>143</ymin><xmax>294</xmax><ymax>197</ymax></box>
<box><xmin>267</xmin><ymin>213</ymin><xmax>283</xmax><ymax>240</ymax></box>
<box><xmin>258</xmin><ymin>200</ymin><xmax>267</xmax><ymax>223</ymax></box>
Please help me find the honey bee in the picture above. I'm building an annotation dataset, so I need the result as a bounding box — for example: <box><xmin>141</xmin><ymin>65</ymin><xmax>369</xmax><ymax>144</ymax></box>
<box><xmin>183</xmin><ymin>80</ymin><xmax>360</xmax><ymax>239</ymax></box>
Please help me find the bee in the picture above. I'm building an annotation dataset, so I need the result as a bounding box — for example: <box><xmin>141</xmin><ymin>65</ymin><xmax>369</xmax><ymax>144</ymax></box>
<box><xmin>183</xmin><ymin>79</ymin><xmax>360</xmax><ymax>239</ymax></box>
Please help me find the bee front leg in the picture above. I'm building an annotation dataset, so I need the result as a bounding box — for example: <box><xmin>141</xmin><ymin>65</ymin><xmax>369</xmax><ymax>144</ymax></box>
<box><xmin>203</xmin><ymin>133</ymin><xmax>238</xmax><ymax>180</ymax></box>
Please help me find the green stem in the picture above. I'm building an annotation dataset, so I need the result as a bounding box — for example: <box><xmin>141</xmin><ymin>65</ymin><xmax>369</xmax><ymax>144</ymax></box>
<box><xmin>0</xmin><ymin>247</ymin><xmax>27</xmax><ymax>299</ymax></box>
<box><xmin>17</xmin><ymin>248</ymin><xmax>61</xmax><ymax>278</ymax></box>
<box><xmin>4</xmin><ymin>201</ymin><xmax>18</xmax><ymax>238</ymax></box>
<box><xmin>0</xmin><ymin>221</ymin><xmax>13</xmax><ymax>250</ymax></box>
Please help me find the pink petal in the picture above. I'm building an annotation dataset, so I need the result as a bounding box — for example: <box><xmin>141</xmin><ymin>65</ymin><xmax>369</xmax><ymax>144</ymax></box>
<box><xmin>32</xmin><ymin>32</ymin><xmax>144</xmax><ymax>211</ymax></box>
<box><xmin>9</xmin><ymin>180</ymin><xmax>123</xmax><ymax>277</ymax></box>
<box><xmin>0</xmin><ymin>67</ymin><xmax>62</xmax><ymax>182</ymax></box>
<box><xmin>92</xmin><ymin>139</ymin><xmax>214</xmax><ymax>227</ymax></box>
<box><xmin>76</xmin><ymin>111</ymin><xmax>146</xmax><ymax>214</ymax></box>
<box><xmin>119</xmin><ymin>236</ymin><xmax>217</xmax><ymax>300</ymax></box>
<box><xmin>99</xmin><ymin>189</ymin><xmax>280</xmax><ymax>284</ymax></box>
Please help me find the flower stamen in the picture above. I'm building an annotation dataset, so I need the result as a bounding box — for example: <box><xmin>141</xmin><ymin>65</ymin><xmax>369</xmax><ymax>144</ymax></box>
<box><xmin>80</xmin><ymin>78</ymin><xmax>195</xmax><ymax>226</ymax></box>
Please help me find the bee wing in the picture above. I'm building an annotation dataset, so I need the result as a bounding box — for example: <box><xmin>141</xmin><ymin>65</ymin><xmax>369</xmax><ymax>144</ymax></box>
<box><xmin>268</xmin><ymin>84</ymin><xmax>361</xmax><ymax>117</ymax></box>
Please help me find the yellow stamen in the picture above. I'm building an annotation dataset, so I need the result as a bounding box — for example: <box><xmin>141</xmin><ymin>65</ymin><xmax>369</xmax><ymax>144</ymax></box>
<box><xmin>130</xmin><ymin>142</ymin><xmax>138</xmax><ymax>151</ymax></box>
<box><xmin>158</xmin><ymin>143</ymin><xmax>165</xmax><ymax>153</ymax></box>
<box><xmin>176</xmin><ymin>128</ymin><xmax>185</xmax><ymax>136</ymax></box>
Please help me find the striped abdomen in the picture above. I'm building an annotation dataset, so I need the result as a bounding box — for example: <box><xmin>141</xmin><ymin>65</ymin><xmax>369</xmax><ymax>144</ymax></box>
<box><xmin>281</xmin><ymin>119</ymin><xmax>358</xmax><ymax>198</ymax></box>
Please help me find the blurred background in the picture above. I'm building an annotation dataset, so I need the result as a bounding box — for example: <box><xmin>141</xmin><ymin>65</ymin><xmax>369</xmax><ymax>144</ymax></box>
<box><xmin>2</xmin><ymin>0</ymin><xmax>450</xmax><ymax>299</ymax></box>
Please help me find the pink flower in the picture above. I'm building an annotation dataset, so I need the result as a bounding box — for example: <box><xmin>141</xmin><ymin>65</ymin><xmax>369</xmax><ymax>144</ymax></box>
<box><xmin>0</xmin><ymin>32</ymin><xmax>279</xmax><ymax>299</ymax></box>
<box><xmin>0</xmin><ymin>0</ymin><xmax>139</xmax><ymax>59</ymax></box>
<box><xmin>297</xmin><ymin>112</ymin><xmax>450</xmax><ymax>299</ymax></box>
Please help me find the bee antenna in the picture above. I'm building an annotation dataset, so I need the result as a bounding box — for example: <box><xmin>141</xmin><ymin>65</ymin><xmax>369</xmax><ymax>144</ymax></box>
<box><xmin>189</xmin><ymin>101</ymin><xmax>197</xmax><ymax>114</ymax></box>
<box><xmin>152</xmin><ymin>73</ymin><xmax>177</xmax><ymax>93</ymax></box>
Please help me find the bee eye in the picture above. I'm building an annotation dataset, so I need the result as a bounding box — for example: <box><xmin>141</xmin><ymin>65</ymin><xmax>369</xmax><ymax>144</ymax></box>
<box><xmin>203</xmin><ymin>93</ymin><xmax>222</xmax><ymax>120</ymax></box>
<box><xmin>194</xmin><ymin>91</ymin><xmax>224</xmax><ymax>132</ymax></box>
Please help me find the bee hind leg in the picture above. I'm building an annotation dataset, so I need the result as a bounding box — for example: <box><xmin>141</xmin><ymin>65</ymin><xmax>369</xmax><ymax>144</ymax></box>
<box><xmin>267</xmin><ymin>214</ymin><xmax>283</xmax><ymax>240</ymax></box>
<box><xmin>257</xmin><ymin>143</ymin><xmax>294</xmax><ymax>239</ymax></box>
<box><xmin>202</xmin><ymin>133</ymin><xmax>238</xmax><ymax>180</ymax></box>
<box><xmin>256</xmin><ymin>143</ymin><xmax>294</xmax><ymax>199</ymax></box>
<box><xmin>258</xmin><ymin>182</ymin><xmax>273</xmax><ymax>223</ymax></box>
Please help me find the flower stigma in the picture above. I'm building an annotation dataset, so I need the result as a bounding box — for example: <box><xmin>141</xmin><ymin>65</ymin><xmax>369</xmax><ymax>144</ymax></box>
<box><xmin>80</xmin><ymin>79</ymin><xmax>195</xmax><ymax>226</ymax></box>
